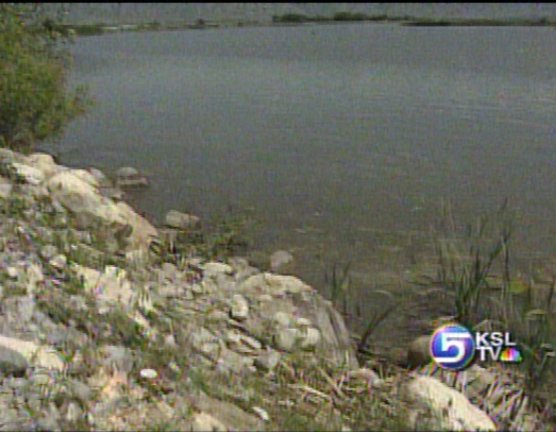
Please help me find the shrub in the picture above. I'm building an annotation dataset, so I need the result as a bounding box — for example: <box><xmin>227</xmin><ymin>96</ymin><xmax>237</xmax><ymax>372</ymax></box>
<box><xmin>0</xmin><ymin>4</ymin><xmax>88</xmax><ymax>152</ymax></box>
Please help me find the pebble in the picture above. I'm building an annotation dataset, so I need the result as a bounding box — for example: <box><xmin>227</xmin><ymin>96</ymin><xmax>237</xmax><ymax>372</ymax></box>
<box><xmin>274</xmin><ymin>328</ymin><xmax>301</xmax><ymax>352</ymax></box>
<box><xmin>300</xmin><ymin>327</ymin><xmax>321</xmax><ymax>350</ymax></box>
<box><xmin>65</xmin><ymin>401</ymin><xmax>83</xmax><ymax>423</ymax></box>
<box><xmin>254</xmin><ymin>350</ymin><xmax>281</xmax><ymax>372</ymax></box>
<box><xmin>191</xmin><ymin>412</ymin><xmax>226</xmax><ymax>432</ymax></box>
<box><xmin>252</xmin><ymin>406</ymin><xmax>270</xmax><ymax>422</ymax></box>
<box><xmin>40</xmin><ymin>244</ymin><xmax>58</xmax><ymax>260</ymax></box>
<box><xmin>49</xmin><ymin>254</ymin><xmax>67</xmax><ymax>270</ymax></box>
<box><xmin>230</xmin><ymin>294</ymin><xmax>249</xmax><ymax>321</ymax></box>
<box><xmin>272</xmin><ymin>311</ymin><xmax>292</xmax><ymax>328</ymax></box>
<box><xmin>140</xmin><ymin>368</ymin><xmax>158</xmax><ymax>380</ymax></box>
<box><xmin>6</xmin><ymin>266</ymin><xmax>19</xmax><ymax>279</ymax></box>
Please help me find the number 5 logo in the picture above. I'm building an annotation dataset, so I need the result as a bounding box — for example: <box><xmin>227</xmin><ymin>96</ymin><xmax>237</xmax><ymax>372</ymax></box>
<box><xmin>438</xmin><ymin>332</ymin><xmax>471</xmax><ymax>363</ymax></box>
<box><xmin>430</xmin><ymin>324</ymin><xmax>476</xmax><ymax>371</ymax></box>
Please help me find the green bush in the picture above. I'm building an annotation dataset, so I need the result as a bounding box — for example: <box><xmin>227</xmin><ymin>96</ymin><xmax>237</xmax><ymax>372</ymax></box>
<box><xmin>333</xmin><ymin>12</ymin><xmax>369</xmax><ymax>22</ymax></box>
<box><xmin>0</xmin><ymin>4</ymin><xmax>89</xmax><ymax>152</ymax></box>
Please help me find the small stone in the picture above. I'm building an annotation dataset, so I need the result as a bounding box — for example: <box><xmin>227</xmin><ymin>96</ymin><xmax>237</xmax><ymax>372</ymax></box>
<box><xmin>270</xmin><ymin>250</ymin><xmax>294</xmax><ymax>273</ymax></box>
<box><xmin>161</xmin><ymin>262</ymin><xmax>177</xmax><ymax>280</ymax></box>
<box><xmin>295</xmin><ymin>317</ymin><xmax>312</xmax><ymax>328</ymax></box>
<box><xmin>49</xmin><ymin>254</ymin><xmax>67</xmax><ymax>270</ymax></box>
<box><xmin>140</xmin><ymin>368</ymin><xmax>158</xmax><ymax>380</ymax></box>
<box><xmin>240</xmin><ymin>335</ymin><xmax>262</xmax><ymax>351</ymax></box>
<box><xmin>115</xmin><ymin>166</ymin><xmax>139</xmax><ymax>178</ymax></box>
<box><xmin>6</xmin><ymin>266</ymin><xmax>19</xmax><ymax>279</ymax></box>
<box><xmin>65</xmin><ymin>401</ymin><xmax>83</xmax><ymax>423</ymax></box>
<box><xmin>31</xmin><ymin>372</ymin><xmax>52</xmax><ymax>386</ymax></box>
<box><xmin>164</xmin><ymin>334</ymin><xmax>177</xmax><ymax>348</ymax></box>
<box><xmin>230</xmin><ymin>294</ymin><xmax>249</xmax><ymax>321</ymax></box>
<box><xmin>202</xmin><ymin>262</ymin><xmax>233</xmax><ymax>276</ymax></box>
<box><xmin>11</xmin><ymin>163</ymin><xmax>45</xmax><ymax>185</ymax></box>
<box><xmin>101</xmin><ymin>345</ymin><xmax>134</xmax><ymax>374</ymax></box>
<box><xmin>274</xmin><ymin>328</ymin><xmax>301</xmax><ymax>352</ymax></box>
<box><xmin>191</xmin><ymin>283</ymin><xmax>204</xmax><ymax>295</ymax></box>
<box><xmin>0</xmin><ymin>182</ymin><xmax>12</xmax><ymax>199</ymax></box>
<box><xmin>252</xmin><ymin>406</ymin><xmax>270</xmax><ymax>422</ymax></box>
<box><xmin>68</xmin><ymin>379</ymin><xmax>92</xmax><ymax>405</ymax></box>
<box><xmin>207</xmin><ymin>309</ymin><xmax>229</xmax><ymax>322</ymax></box>
<box><xmin>0</xmin><ymin>347</ymin><xmax>29</xmax><ymax>376</ymax></box>
<box><xmin>254</xmin><ymin>350</ymin><xmax>281</xmax><ymax>372</ymax></box>
<box><xmin>258</xmin><ymin>294</ymin><xmax>273</xmax><ymax>302</ymax></box>
<box><xmin>272</xmin><ymin>311</ymin><xmax>292</xmax><ymax>328</ymax></box>
<box><xmin>191</xmin><ymin>412</ymin><xmax>226</xmax><ymax>432</ymax></box>
<box><xmin>300</xmin><ymin>327</ymin><xmax>321</xmax><ymax>350</ymax></box>
<box><xmin>40</xmin><ymin>245</ymin><xmax>58</xmax><ymax>260</ymax></box>
<box><xmin>164</xmin><ymin>210</ymin><xmax>200</xmax><ymax>230</ymax></box>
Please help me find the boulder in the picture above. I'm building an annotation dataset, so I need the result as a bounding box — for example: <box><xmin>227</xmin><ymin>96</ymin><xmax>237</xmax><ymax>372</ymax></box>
<box><xmin>407</xmin><ymin>335</ymin><xmax>433</xmax><ymax>368</ymax></box>
<box><xmin>47</xmin><ymin>171</ymin><xmax>156</xmax><ymax>252</ymax></box>
<box><xmin>237</xmin><ymin>273</ymin><xmax>358</xmax><ymax>369</ymax></box>
<box><xmin>165</xmin><ymin>210</ymin><xmax>200</xmax><ymax>230</ymax></box>
<box><xmin>47</xmin><ymin>171</ymin><xmax>126</xmax><ymax>228</ymax></box>
<box><xmin>402</xmin><ymin>375</ymin><xmax>496</xmax><ymax>431</ymax></box>
<box><xmin>24</xmin><ymin>153</ymin><xmax>64</xmax><ymax>178</ymax></box>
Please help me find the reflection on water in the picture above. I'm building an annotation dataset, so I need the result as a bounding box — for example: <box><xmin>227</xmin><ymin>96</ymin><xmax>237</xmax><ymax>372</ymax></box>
<box><xmin>50</xmin><ymin>24</ymin><xmax>556</xmax><ymax>328</ymax></box>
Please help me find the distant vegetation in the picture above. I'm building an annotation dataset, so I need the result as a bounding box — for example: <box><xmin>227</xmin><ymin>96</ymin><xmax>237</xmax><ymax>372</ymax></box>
<box><xmin>271</xmin><ymin>11</ymin><xmax>556</xmax><ymax>26</ymax></box>
<box><xmin>271</xmin><ymin>12</ymin><xmax>388</xmax><ymax>24</ymax></box>
<box><xmin>0</xmin><ymin>4</ymin><xmax>89</xmax><ymax>152</ymax></box>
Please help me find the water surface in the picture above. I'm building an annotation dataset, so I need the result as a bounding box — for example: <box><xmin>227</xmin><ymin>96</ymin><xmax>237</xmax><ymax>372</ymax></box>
<box><xmin>52</xmin><ymin>24</ymin><xmax>556</xmax><ymax>327</ymax></box>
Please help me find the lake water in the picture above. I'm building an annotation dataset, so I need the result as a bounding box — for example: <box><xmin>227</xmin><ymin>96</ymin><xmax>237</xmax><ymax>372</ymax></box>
<box><xmin>51</xmin><ymin>23</ymin><xmax>556</xmax><ymax>336</ymax></box>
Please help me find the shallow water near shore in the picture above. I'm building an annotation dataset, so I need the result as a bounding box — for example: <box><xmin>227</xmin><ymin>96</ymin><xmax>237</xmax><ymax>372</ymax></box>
<box><xmin>49</xmin><ymin>23</ymin><xmax>556</xmax><ymax>342</ymax></box>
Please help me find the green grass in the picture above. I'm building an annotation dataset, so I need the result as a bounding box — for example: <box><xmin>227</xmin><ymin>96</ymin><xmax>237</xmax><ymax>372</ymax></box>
<box><xmin>429</xmin><ymin>199</ymin><xmax>555</xmax><ymax>416</ymax></box>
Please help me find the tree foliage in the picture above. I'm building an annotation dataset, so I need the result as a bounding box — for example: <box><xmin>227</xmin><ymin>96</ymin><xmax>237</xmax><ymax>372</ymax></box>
<box><xmin>0</xmin><ymin>4</ymin><xmax>88</xmax><ymax>152</ymax></box>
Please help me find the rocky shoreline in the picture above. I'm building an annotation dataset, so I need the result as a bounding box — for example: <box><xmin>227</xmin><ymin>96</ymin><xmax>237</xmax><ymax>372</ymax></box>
<box><xmin>0</xmin><ymin>148</ymin><xmax>548</xmax><ymax>431</ymax></box>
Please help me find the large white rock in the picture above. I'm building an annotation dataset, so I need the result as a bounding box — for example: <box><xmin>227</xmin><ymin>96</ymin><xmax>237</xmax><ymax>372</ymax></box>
<box><xmin>25</xmin><ymin>153</ymin><xmax>64</xmax><ymax>178</ymax></box>
<box><xmin>403</xmin><ymin>375</ymin><xmax>496</xmax><ymax>431</ymax></box>
<box><xmin>47</xmin><ymin>171</ymin><xmax>126</xmax><ymax>227</ymax></box>
<box><xmin>73</xmin><ymin>264</ymin><xmax>134</xmax><ymax>312</ymax></box>
<box><xmin>47</xmin><ymin>171</ymin><xmax>157</xmax><ymax>252</ymax></box>
<box><xmin>69</xmin><ymin>169</ymin><xmax>100</xmax><ymax>188</ymax></box>
<box><xmin>11</xmin><ymin>162</ymin><xmax>45</xmax><ymax>185</ymax></box>
<box><xmin>0</xmin><ymin>335</ymin><xmax>64</xmax><ymax>371</ymax></box>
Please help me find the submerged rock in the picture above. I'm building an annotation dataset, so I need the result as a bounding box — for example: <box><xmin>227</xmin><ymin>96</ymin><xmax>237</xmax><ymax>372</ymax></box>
<box><xmin>269</xmin><ymin>250</ymin><xmax>294</xmax><ymax>273</ymax></box>
<box><xmin>164</xmin><ymin>210</ymin><xmax>200</xmax><ymax>230</ymax></box>
<box><xmin>115</xmin><ymin>166</ymin><xmax>149</xmax><ymax>188</ymax></box>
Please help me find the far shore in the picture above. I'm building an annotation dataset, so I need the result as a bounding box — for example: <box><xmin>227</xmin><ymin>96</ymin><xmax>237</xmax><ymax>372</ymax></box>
<box><xmin>54</xmin><ymin>15</ymin><xmax>556</xmax><ymax>37</ymax></box>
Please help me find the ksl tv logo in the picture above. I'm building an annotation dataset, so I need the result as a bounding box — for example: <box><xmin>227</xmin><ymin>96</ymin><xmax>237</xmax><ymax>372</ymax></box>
<box><xmin>430</xmin><ymin>323</ymin><xmax>523</xmax><ymax>371</ymax></box>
